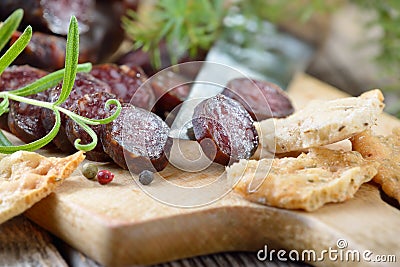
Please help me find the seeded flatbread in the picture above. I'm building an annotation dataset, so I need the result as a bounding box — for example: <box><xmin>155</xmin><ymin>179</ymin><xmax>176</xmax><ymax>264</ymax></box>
<box><xmin>227</xmin><ymin>148</ymin><xmax>379</xmax><ymax>211</ymax></box>
<box><xmin>0</xmin><ymin>151</ymin><xmax>85</xmax><ymax>224</ymax></box>
<box><xmin>351</xmin><ymin>129</ymin><xmax>400</xmax><ymax>203</ymax></box>
<box><xmin>256</xmin><ymin>89</ymin><xmax>384</xmax><ymax>155</ymax></box>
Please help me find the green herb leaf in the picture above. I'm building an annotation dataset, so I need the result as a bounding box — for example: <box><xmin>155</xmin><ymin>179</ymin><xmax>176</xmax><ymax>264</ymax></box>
<box><xmin>122</xmin><ymin>0</ymin><xmax>225</xmax><ymax>69</ymax></box>
<box><xmin>55</xmin><ymin>16</ymin><xmax>79</xmax><ymax>105</ymax></box>
<box><xmin>0</xmin><ymin>25</ymin><xmax>31</xmax><ymax>75</ymax></box>
<box><xmin>4</xmin><ymin>93</ymin><xmax>53</xmax><ymax>109</ymax></box>
<box><xmin>0</xmin><ymin>130</ymin><xmax>12</xmax><ymax>147</ymax></box>
<box><xmin>0</xmin><ymin>96</ymin><xmax>9</xmax><ymax>116</ymax></box>
<box><xmin>13</xmin><ymin>63</ymin><xmax>92</xmax><ymax>96</ymax></box>
<box><xmin>0</xmin><ymin>9</ymin><xmax>23</xmax><ymax>52</ymax></box>
<box><xmin>59</xmin><ymin>98</ymin><xmax>121</xmax><ymax>126</ymax></box>
<box><xmin>71</xmin><ymin>119</ymin><xmax>98</xmax><ymax>152</ymax></box>
<box><xmin>88</xmin><ymin>99</ymin><xmax>122</xmax><ymax>124</ymax></box>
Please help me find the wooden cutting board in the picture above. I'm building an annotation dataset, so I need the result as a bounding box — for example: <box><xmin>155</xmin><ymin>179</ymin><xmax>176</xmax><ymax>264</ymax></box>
<box><xmin>25</xmin><ymin>73</ymin><xmax>400</xmax><ymax>267</ymax></box>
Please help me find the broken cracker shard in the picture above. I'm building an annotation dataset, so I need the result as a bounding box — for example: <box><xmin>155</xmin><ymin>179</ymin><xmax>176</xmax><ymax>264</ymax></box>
<box><xmin>255</xmin><ymin>89</ymin><xmax>384</xmax><ymax>156</ymax></box>
<box><xmin>227</xmin><ymin>148</ymin><xmax>379</xmax><ymax>211</ymax></box>
<box><xmin>351</xmin><ymin>128</ymin><xmax>400</xmax><ymax>204</ymax></box>
<box><xmin>0</xmin><ymin>151</ymin><xmax>85</xmax><ymax>224</ymax></box>
<box><xmin>228</xmin><ymin>89</ymin><xmax>385</xmax><ymax>211</ymax></box>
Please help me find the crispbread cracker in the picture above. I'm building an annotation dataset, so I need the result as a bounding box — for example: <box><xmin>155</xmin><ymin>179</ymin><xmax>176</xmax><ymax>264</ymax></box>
<box><xmin>257</xmin><ymin>89</ymin><xmax>384</xmax><ymax>155</ymax></box>
<box><xmin>227</xmin><ymin>148</ymin><xmax>379</xmax><ymax>211</ymax></box>
<box><xmin>351</xmin><ymin>129</ymin><xmax>400</xmax><ymax>203</ymax></box>
<box><xmin>0</xmin><ymin>151</ymin><xmax>85</xmax><ymax>224</ymax></box>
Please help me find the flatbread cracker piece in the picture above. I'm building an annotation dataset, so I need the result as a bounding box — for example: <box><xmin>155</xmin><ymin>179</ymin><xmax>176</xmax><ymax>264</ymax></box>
<box><xmin>0</xmin><ymin>151</ymin><xmax>85</xmax><ymax>224</ymax></box>
<box><xmin>351</xmin><ymin>129</ymin><xmax>400</xmax><ymax>203</ymax></box>
<box><xmin>227</xmin><ymin>148</ymin><xmax>379</xmax><ymax>211</ymax></box>
<box><xmin>257</xmin><ymin>89</ymin><xmax>384</xmax><ymax>155</ymax></box>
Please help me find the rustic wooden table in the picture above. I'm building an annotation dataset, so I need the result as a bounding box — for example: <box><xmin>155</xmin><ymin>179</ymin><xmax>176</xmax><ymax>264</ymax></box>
<box><xmin>0</xmin><ymin>74</ymin><xmax>315</xmax><ymax>267</ymax></box>
<box><xmin>2</xmin><ymin>74</ymin><xmax>399</xmax><ymax>267</ymax></box>
<box><xmin>0</xmin><ymin>216</ymin><xmax>309</xmax><ymax>267</ymax></box>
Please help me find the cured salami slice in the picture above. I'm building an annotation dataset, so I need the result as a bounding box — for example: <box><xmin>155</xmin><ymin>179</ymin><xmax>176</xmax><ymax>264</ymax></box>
<box><xmin>10</xmin><ymin>31</ymin><xmax>66</xmax><ymax>72</ymax></box>
<box><xmin>222</xmin><ymin>78</ymin><xmax>294</xmax><ymax>121</ymax></box>
<box><xmin>0</xmin><ymin>65</ymin><xmax>48</xmax><ymax>132</ymax></box>
<box><xmin>90</xmin><ymin>64</ymin><xmax>155</xmax><ymax>110</ymax></box>
<box><xmin>192</xmin><ymin>94</ymin><xmax>258</xmax><ymax>166</ymax></box>
<box><xmin>8</xmin><ymin>92</ymin><xmax>50</xmax><ymax>143</ymax></box>
<box><xmin>101</xmin><ymin>104</ymin><xmax>171</xmax><ymax>173</ymax></box>
<box><xmin>150</xmin><ymin>70</ymin><xmax>190</xmax><ymax>118</ymax></box>
<box><xmin>65</xmin><ymin>92</ymin><xmax>119</xmax><ymax>161</ymax></box>
<box><xmin>42</xmin><ymin>72</ymin><xmax>112</xmax><ymax>152</ymax></box>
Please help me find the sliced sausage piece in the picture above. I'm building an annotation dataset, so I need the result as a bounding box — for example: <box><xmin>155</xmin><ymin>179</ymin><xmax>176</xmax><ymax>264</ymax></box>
<box><xmin>192</xmin><ymin>94</ymin><xmax>258</xmax><ymax>166</ymax></box>
<box><xmin>65</xmin><ymin>92</ymin><xmax>119</xmax><ymax>162</ymax></box>
<box><xmin>101</xmin><ymin>104</ymin><xmax>171</xmax><ymax>173</ymax></box>
<box><xmin>0</xmin><ymin>0</ymin><xmax>94</xmax><ymax>35</ymax></box>
<box><xmin>0</xmin><ymin>65</ymin><xmax>48</xmax><ymax>91</ymax></box>
<box><xmin>0</xmin><ymin>65</ymin><xmax>48</xmax><ymax>132</ymax></box>
<box><xmin>42</xmin><ymin>72</ymin><xmax>112</xmax><ymax>152</ymax></box>
<box><xmin>10</xmin><ymin>30</ymin><xmax>120</xmax><ymax>72</ymax></box>
<box><xmin>116</xmin><ymin>41</ymin><xmax>206</xmax><ymax>78</ymax></box>
<box><xmin>90</xmin><ymin>64</ymin><xmax>155</xmax><ymax>110</ymax></box>
<box><xmin>222</xmin><ymin>78</ymin><xmax>294</xmax><ymax>121</ymax></box>
<box><xmin>8</xmin><ymin>91</ymin><xmax>50</xmax><ymax>144</ymax></box>
<box><xmin>116</xmin><ymin>42</ymin><xmax>173</xmax><ymax>77</ymax></box>
<box><xmin>150</xmin><ymin>70</ymin><xmax>190</xmax><ymax>119</ymax></box>
<box><xmin>10</xmin><ymin>31</ymin><xmax>66</xmax><ymax>72</ymax></box>
<box><xmin>7</xmin><ymin>1</ymin><xmax>124</xmax><ymax>71</ymax></box>
<box><xmin>79</xmin><ymin>1</ymin><xmax>125</xmax><ymax>64</ymax></box>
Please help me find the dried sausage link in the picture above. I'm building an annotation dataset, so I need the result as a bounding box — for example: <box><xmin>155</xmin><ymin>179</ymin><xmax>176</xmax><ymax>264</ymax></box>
<box><xmin>222</xmin><ymin>78</ymin><xmax>294</xmax><ymax>121</ymax></box>
<box><xmin>90</xmin><ymin>64</ymin><xmax>155</xmax><ymax>110</ymax></box>
<box><xmin>101</xmin><ymin>104</ymin><xmax>171</xmax><ymax>173</ymax></box>
<box><xmin>8</xmin><ymin>92</ymin><xmax>50</xmax><ymax>144</ymax></box>
<box><xmin>10</xmin><ymin>31</ymin><xmax>66</xmax><ymax>72</ymax></box>
<box><xmin>0</xmin><ymin>65</ymin><xmax>48</xmax><ymax>133</ymax></box>
<box><xmin>192</xmin><ymin>94</ymin><xmax>258</xmax><ymax>166</ymax></box>
<box><xmin>65</xmin><ymin>92</ymin><xmax>119</xmax><ymax>162</ymax></box>
<box><xmin>150</xmin><ymin>70</ymin><xmax>190</xmax><ymax>119</ymax></box>
<box><xmin>42</xmin><ymin>72</ymin><xmax>112</xmax><ymax>152</ymax></box>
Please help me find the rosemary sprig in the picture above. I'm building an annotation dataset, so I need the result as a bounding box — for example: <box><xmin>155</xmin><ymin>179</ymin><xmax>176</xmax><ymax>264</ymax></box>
<box><xmin>0</xmin><ymin>9</ymin><xmax>121</xmax><ymax>153</ymax></box>
<box><xmin>0</xmin><ymin>25</ymin><xmax>31</xmax><ymax>74</ymax></box>
<box><xmin>12</xmin><ymin>63</ymin><xmax>92</xmax><ymax>96</ymax></box>
<box><xmin>0</xmin><ymin>131</ymin><xmax>12</xmax><ymax>146</ymax></box>
<box><xmin>55</xmin><ymin>16</ymin><xmax>79</xmax><ymax>106</ymax></box>
<box><xmin>0</xmin><ymin>8</ymin><xmax>23</xmax><ymax>52</ymax></box>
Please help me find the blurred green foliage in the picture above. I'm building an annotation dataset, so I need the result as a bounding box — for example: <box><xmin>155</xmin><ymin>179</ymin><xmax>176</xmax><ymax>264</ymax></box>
<box><xmin>123</xmin><ymin>0</ymin><xmax>400</xmax><ymax>114</ymax></box>
<box><xmin>122</xmin><ymin>0</ymin><xmax>224</xmax><ymax>68</ymax></box>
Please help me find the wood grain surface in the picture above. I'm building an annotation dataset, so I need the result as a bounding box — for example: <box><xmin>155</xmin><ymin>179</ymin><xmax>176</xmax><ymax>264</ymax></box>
<box><xmin>23</xmin><ymin>73</ymin><xmax>400</xmax><ymax>267</ymax></box>
<box><xmin>0</xmin><ymin>216</ymin><xmax>67</xmax><ymax>267</ymax></box>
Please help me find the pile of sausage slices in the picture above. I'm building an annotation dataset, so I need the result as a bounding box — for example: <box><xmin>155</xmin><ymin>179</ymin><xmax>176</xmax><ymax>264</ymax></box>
<box><xmin>0</xmin><ymin>63</ymin><xmax>294</xmax><ymax>174</ymax></box>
